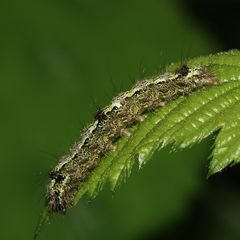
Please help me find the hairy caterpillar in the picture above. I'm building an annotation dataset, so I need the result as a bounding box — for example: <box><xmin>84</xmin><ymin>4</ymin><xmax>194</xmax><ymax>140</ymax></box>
<box><xmin>44</xmin><ymin>65</ymin><xmax>217</xmax><ymax>215</ymax></box>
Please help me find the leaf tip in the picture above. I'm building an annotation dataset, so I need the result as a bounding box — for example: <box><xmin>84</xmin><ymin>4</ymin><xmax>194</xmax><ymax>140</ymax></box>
<box><xmin>34</xmin><ymin>207</ymin><xmax>52</xmax><ymax>239</ymax></box>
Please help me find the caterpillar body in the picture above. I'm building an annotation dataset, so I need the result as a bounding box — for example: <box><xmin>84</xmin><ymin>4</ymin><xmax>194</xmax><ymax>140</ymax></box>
<box><xmin>46</xmin><ymin>66</ymin><xmax>217</xmax><ymax>214</ymax></box>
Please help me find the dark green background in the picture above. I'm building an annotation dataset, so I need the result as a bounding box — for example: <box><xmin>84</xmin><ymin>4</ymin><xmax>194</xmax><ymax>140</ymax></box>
<box><xmin>2</xmin><ymin>0</ymin><xmax>239</xmax><ymax>240</ymax></box>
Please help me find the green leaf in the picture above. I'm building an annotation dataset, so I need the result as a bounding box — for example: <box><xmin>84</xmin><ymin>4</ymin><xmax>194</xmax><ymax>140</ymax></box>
<box><xmin>35</xmin><ymin>49</ymin><xmax>240</xmax><ymax>238</ymax></box>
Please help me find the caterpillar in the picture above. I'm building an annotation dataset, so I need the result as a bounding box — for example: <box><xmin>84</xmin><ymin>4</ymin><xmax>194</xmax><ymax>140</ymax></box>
<box><xmin>45</xmin><ymin>65</ymin><xmax>217</xmax><ymax>214</ymax></box>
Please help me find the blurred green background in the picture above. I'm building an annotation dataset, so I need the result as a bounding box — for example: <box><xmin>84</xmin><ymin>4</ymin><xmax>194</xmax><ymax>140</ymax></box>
<box><xmin>1</xmin><ymin>0</ymin><xmax>240</xmax><ymax>239</ymax></box>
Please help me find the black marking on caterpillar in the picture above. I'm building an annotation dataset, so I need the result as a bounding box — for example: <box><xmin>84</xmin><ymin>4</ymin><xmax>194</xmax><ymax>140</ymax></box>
<box><xmin>94</xmin><ymin>108</ymin><xmax>107</xmax><ymax>122</ymax></box>
<box><xmin>44</xmin><ymin>66</ymin><xmax>217</xmax><ymax>215</ymax></box>
<box><xmin>175</xmin><ymin>64</ymin><xmax>189</xmax><ymax>76</ymax></box>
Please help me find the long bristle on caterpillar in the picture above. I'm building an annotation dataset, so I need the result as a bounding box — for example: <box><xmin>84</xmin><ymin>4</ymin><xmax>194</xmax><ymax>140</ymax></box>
<box><xmin>35</xmin><ymin>66</ymin><xmax>217</xmax><ymax>238</ymax></box>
